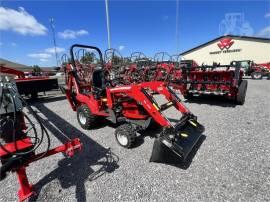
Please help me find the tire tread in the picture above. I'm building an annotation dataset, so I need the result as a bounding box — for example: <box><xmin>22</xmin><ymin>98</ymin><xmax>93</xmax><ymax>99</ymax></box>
<box><xmin>115</xmin><ymin>123</ymin><xmax>136</xmax><ymax>148</ymax></box>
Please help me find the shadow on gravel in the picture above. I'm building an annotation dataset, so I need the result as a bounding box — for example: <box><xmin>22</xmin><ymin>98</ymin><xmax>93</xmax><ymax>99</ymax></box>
<box><xmin>31</xmin><ymin>104</ymin><xmax>119</xmax><ymax>202</ymax></box>
<box><xmin>244</xmin><ymin>77</ymin><xmax>269</xmax><ymax>80</ymax></box>
<box><xmin>184</xmin><ymin>95</ymin><xmax>237</xmax><ymax>108</ymax></box>
<box><xmin>27</xmin><ymin>94</ymin><xmax>67</xmax><ymax>104</ymax></box>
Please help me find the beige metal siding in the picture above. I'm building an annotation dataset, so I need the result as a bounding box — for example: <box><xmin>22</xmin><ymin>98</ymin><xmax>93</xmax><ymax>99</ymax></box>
<box><xmin>182</xmin><ymin>39</ymin><xmax>270</xmax><ymax>65</ymax></box>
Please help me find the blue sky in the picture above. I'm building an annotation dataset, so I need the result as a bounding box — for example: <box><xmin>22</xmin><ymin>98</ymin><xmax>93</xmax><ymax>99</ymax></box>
<box><xmin>0</xmin><ymin>0</ymin><xmax>269</xmax><ymax>67</ymax></box>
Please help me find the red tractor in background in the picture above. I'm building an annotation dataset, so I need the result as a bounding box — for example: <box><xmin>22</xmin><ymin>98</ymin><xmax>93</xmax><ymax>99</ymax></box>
<box><xmin>62</xmin><ymin>44</ymin><xmax>205</xmax><ymax>163</ymax></box>
<box><xmin>104</xmin><ymin>49</ymin><xmax>126</xmax><ymax>77</ymax></box>
<box><xmin>232</xmin><ymin>60</ymin><xmax>270</xmax><ymax>79</ymax></box>
<box><xmin>124</xmin><ymin>52</ymin><xmax>153</xmax><ymax>83</ymax></box>
<box><xmin>151</xmin><ymin>52</ymin><xmax>175</xmax><ymax>81</ymax></box>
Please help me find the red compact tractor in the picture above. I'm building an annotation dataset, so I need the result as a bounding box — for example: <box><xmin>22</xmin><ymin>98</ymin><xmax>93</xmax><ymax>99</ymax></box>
<box><xmin>232</xmin><ymin>60</ymin><xmax>270</xmax><ymax>79</ymax></box>
<box><xmin>63</xmin><ymin>44</ymin><xmax>205</xmax><ymax>163</ymax></box>
<box><xmin>176</xmin><ymin>62</ymin><xmax>248</xmax><ymax>104</ymax></box>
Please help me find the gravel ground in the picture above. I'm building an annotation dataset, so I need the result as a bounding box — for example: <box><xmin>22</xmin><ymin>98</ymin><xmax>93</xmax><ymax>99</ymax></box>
<box><xmin>0</xmin><ymin>79</ymin><xmax>269</xmax><ymax>201</ymax></box>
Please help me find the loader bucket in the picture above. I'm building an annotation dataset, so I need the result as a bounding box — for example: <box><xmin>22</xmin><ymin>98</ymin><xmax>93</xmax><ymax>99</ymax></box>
<box><xmin>150</xmin><ymin>119</ymin><xmax>204</xmax><ymax>164</ymax></box>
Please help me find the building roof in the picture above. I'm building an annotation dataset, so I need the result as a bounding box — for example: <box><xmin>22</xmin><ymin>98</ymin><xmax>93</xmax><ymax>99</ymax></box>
<box><xmin>180</xmin><ymin>35</ymin><xmax>270</xmax><ymax>55</ymax></box>
<box><xmin>0</xmin><ymin>58</ymin><xmax>57</xmax><ymax>72</ymax></box>
<box><xmin>0</xmin><ymin>58</ymin><xmax>33</xmax><ymax>72</ymax></box>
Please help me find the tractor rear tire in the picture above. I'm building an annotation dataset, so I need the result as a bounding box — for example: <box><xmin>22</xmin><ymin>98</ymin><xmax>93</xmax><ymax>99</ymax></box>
<box><xmin>31</xmin><ymin>92</ymin><xmax>38</xmax><ymax>100</ymax></box>
<box><xmin>236</xmin><ymin>80</ymin><xmax>248</xmax><ymax>105</ymax></box>
<box><xmin>77</xmin><ymin>105</ymin><xmax>96</xmax><ymax>130</ymax></box>
<box><xmin>115</xmin><ymin>123</ymin><xmax>136</xmax><ymax>148</ymax></box>
<box><xmin>251</xmin><ymin>72</ymin><xmax>263</xmax><ymax>80</ymax></box>
<box><xmin>184</xmin><ymin>92</ymin><xmax>193</xmax><ymax>100</ymax></box>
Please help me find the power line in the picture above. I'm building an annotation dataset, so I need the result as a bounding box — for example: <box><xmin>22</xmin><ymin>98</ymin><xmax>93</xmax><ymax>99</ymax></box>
<box><xmin>175</xmin><ymin>0</ymin><xmax>180</xmax><ymax>52</ymax></box>
<box><xmin>49</xmin><ymin>18</ymin><xmax>58</xmax><ymax>66</ymax></box>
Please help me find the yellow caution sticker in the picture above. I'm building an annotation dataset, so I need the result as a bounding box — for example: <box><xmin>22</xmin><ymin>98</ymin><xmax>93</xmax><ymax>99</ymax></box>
<box><xmin>180</xmin><ymin>133</ymin><xmax>189</xmax><ymax>138</ymax></box>
<box><xmin>189</xmin><ymin>120</ymin><xmax>197</xmax><ymax>127</ymax></box>
<box><xmin>153</xmin><ymin>103</ymin><xmax>159</xmax><ymax>110</ymax></box>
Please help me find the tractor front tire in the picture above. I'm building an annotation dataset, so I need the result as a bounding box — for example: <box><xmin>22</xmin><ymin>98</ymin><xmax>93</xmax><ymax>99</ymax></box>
<box><xmin>115</xmin><ymin>123</ymin><xmax>136</xmax><ymax>148</ymax></box>
<box><xmin>251</xmin><ymin>72</ymin><xmax>263</xmax><ymax>80</ymax></box>
<box><xmin>236</xmin><ymin>80</ymin><xmax>248</xmax><ymax>105</ymax></box>
<box><xmin>77</xmin><ymin>105</ymin><xmax>96</xmax><ymax>130</ymax></box>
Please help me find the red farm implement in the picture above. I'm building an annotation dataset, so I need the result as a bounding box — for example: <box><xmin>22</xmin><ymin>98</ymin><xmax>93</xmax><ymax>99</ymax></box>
<box><xmin>0</xmin><ymin>65</ymin><xmax>58</xmax><ymax>99</ymax></box>
<box><xmin>0</xmin><ymin>75</ymin><xmax>81</xmax><ymax>201</ymax></box>
<box><xmin>174</xmin><ymin>62</ymin><xmax>248</xmax><ymax>104</ymax></box>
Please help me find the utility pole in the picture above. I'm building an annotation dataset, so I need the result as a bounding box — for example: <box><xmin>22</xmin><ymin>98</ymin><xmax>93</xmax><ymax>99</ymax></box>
<box><xmin>175</xmin><ymin>0</ymin><xmax>180</xmax><ymax>53</ymax></box>
<box><xmin>105</xmin><ymin>0</ymin><xmax>111</xmax><ymax>49</ymax></box>
<box><xmin>49</xmin><ymin>18</ymin><xmax>58</xmax><ymax>66</ymax></box>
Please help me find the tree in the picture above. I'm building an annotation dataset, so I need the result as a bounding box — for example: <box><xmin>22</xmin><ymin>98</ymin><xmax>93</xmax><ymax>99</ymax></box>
<box><xmin>54</xmin><ymin>66</ymin><xmax>61</xmax><ymax>71</ymax></box>
<box><xmin>32</xmin><ymin>65</ymin><xmax>41</xmax><ymax>76</ymax></box>
<box><xmin>80</xmin><ymin>52</ymin><xmax>96</xmax><ymax>64</ymax></box>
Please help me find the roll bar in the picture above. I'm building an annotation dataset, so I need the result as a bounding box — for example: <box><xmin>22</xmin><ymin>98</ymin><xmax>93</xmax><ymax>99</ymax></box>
<box><xmin>70</xmin><ymin>44</ymin><xmax>104</xmax><ymax>67</ymax></box>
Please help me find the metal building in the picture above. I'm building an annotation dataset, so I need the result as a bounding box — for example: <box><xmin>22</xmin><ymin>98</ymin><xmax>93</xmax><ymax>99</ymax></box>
<box><xmin>180</xmin><ymin>35</ymin><xmax>270</xmax><ymax>65</ymax></box>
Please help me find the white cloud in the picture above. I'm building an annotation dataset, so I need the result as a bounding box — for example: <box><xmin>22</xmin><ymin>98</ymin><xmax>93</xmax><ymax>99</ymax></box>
<box><xmin>0</xmin><ymin>7</ymin><xmax>47</xmax><ymax>35</ymax></box>
<box><xmin>257</xmin><ymin>26</ymin><xmax>270</xmax><ymax>37</ymax></box>
<box><xmin>40</xmin><ymin>58</ymin><xmax>48</xmax><ymax>62</ymax></box>
<box><xmin>28</xmin><ymin>53</ymin><xmax>52</xmax><ymax>59</ymax></box>
<box><xmin>58</xmin><ymin>29</ymin><xmax>89</xmax><ymax>39</ymax></box>
<box><xmin>45</xmin><ymin>47</ymin><xmax>65</xmax><ymax>54</ymax></box>
<box><xmin>265</xmin><ymin>13</ymin><xmax>270</xmax><ymax>18</ymax></box>
<box><xmin>77</xmin><ymin>30</ymin><xmax>88</xmax><ymax>35</ymax></box>
<box><xmin>27</xmin><ymin>46</ymin><xmax>65</xmax><ymax>62</ymax></box>
<box><xmin>11</xmin><ymin>42</ymin><xmax>16</xmax><ymax>47</ymax></box>
<box><xmin>119</xmin><ymin>45</ymin><xmax>125</xmax><ymax>51</ymax></box>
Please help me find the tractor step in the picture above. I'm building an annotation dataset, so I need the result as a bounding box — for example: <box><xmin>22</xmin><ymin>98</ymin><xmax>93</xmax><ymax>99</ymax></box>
<box><xmin>159</xmin><ymin>101</ymin><xmax>174</xmax><ymax>111</ymax></box>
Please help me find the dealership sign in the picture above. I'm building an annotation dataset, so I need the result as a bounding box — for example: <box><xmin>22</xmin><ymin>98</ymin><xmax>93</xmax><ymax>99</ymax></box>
<box><xmin>210</xmin><ymin>38</ymin><xmax>241</xmax><ymax>55</ymax></box>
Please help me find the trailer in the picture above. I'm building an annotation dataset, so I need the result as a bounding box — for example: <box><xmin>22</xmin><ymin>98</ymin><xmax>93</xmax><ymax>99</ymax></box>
<box><xmin>0</xmin><ymin>65</ymin><xmax>59</xmax><ymax>99</ymax></box>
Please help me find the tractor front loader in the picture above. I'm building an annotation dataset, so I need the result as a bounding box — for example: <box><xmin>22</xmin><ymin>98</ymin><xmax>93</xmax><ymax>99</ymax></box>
<box><xmin>63</xmin><ymin>44</ymin><xmax>205</xmax><ymax>163</ymax></box>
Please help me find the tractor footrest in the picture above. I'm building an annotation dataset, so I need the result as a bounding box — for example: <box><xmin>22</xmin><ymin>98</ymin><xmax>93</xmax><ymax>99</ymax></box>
<box><xmin>160</xmin><ymin>101</ymin><xmax>174</xmax><ymax>111</ymax></box>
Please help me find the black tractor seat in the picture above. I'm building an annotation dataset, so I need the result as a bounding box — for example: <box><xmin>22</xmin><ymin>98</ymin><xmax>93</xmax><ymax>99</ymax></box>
<box><xmin>92</xmin><ymin>68</ymin><xmax>106</xmax><ymax>98</ymax></box>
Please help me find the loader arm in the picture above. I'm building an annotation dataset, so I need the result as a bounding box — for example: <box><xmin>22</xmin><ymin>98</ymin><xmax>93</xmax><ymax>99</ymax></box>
<box><xmin>140</xmin><ymin>81</ymin><xmax>190</xmax><ymax>114</ymax></box>
<box><xmin>107</xmin><ymin>81</ymin><xmax>192</xmax><ymax>127</ymax></box>
<box><xmin>107</xmin><ymin>85</ymin><xmax>171</xmax><ymax>127</ymax></box>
